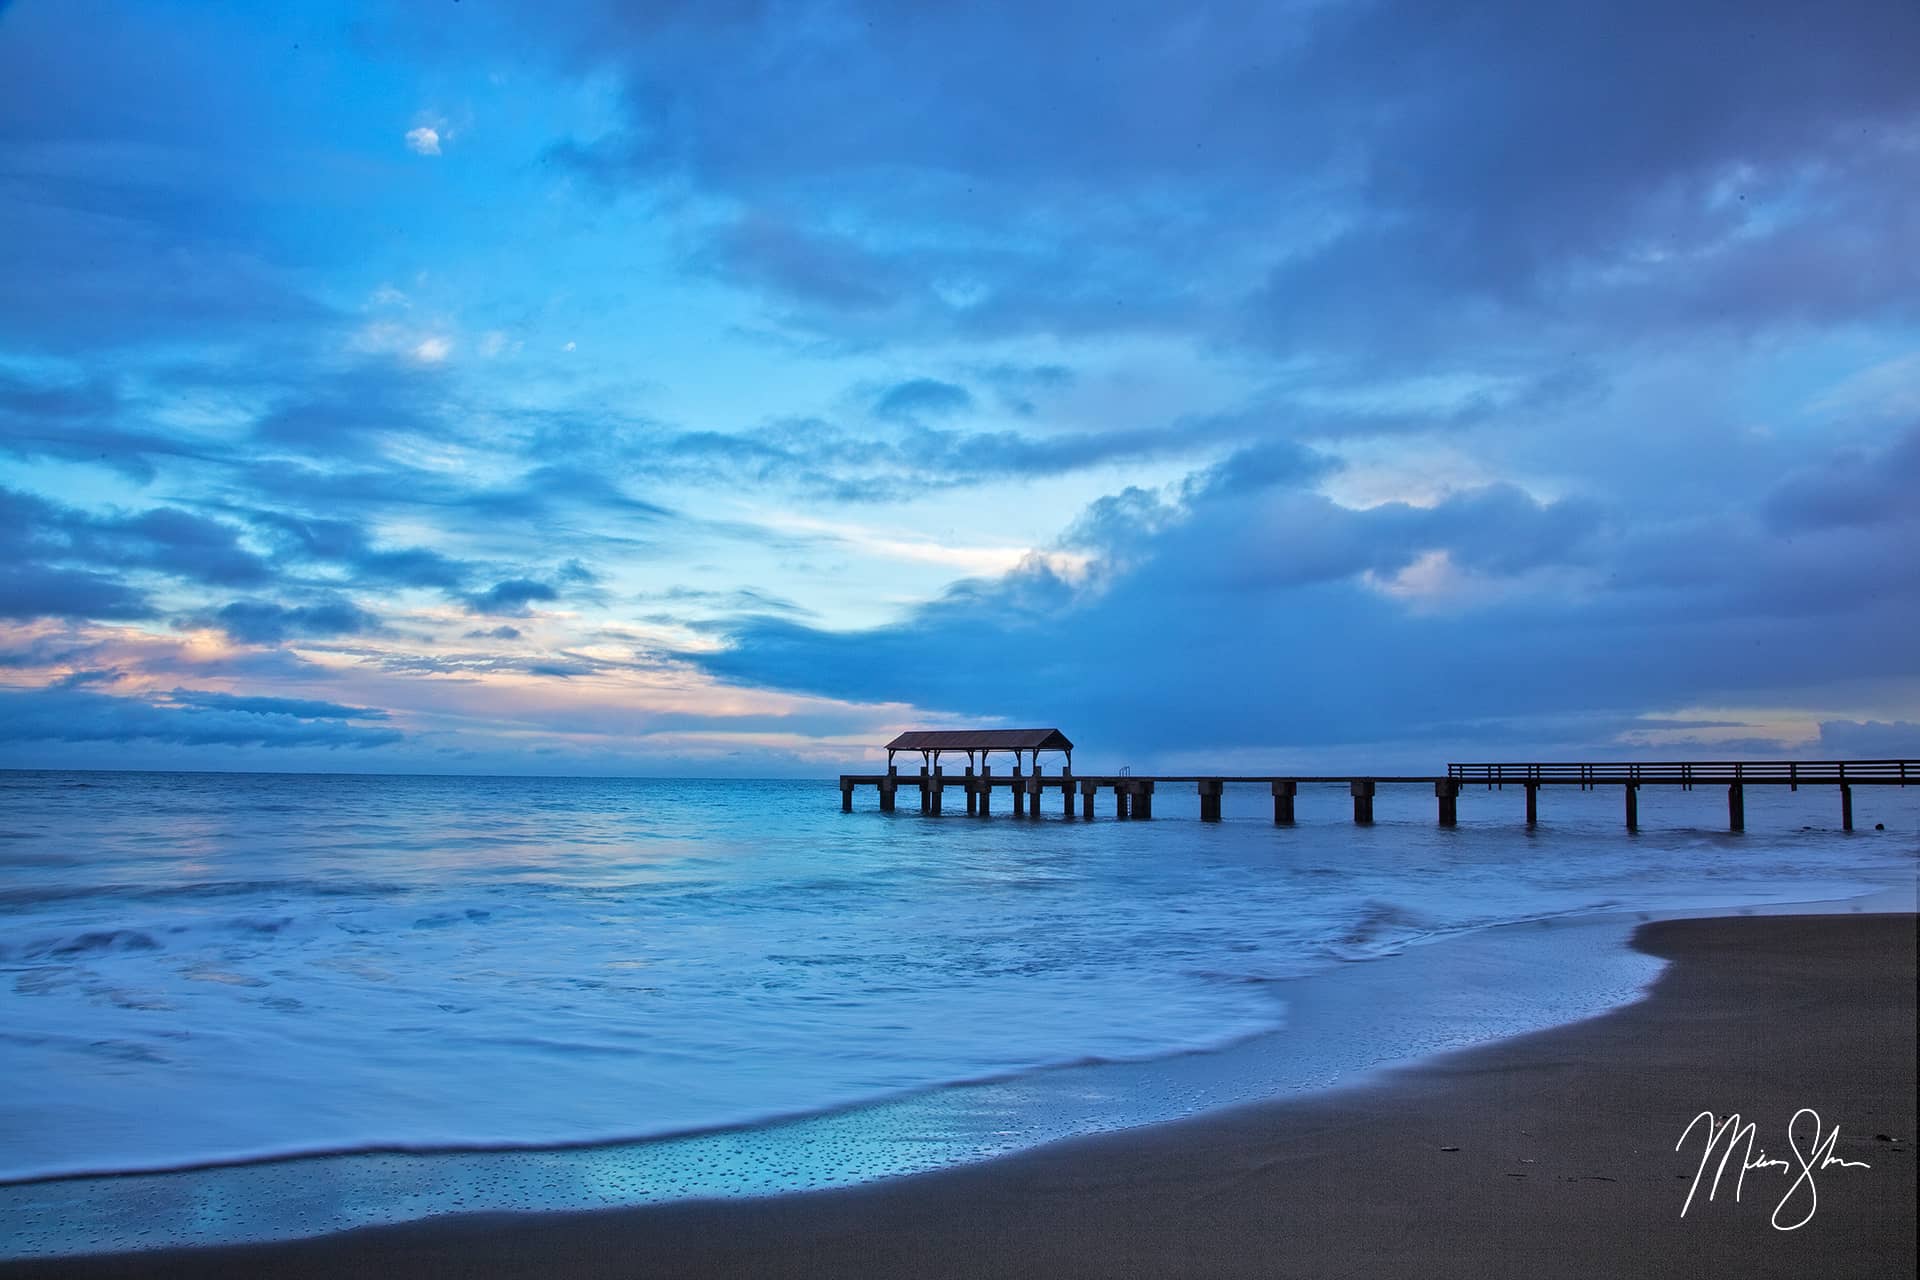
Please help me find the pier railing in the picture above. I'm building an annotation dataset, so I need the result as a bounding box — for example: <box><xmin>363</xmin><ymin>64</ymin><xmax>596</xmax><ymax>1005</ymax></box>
<box><xmin>1447</xmin><ymin>760</ymin><xmax>1912</xmax><ymax>787</ymax></box>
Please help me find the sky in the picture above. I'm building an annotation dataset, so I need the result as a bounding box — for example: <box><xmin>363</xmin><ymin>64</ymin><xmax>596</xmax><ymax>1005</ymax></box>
<box><xmin>1</xmin><ymin>0</ymin><xmax>1917</xmax><ymax>776</ymax></box>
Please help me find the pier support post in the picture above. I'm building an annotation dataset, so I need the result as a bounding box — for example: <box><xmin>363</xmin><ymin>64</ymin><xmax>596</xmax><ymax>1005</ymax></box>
<box><xmin>841</xmin><ymin>779</ymin><xmax>853</xmax><ymax>813</ymax></box>
<box><xmin>1625</xmin><ymin>783</ymin><xmax>1638</xmax><ymax>832</ymax></box>
<box><xmin>1435</xmin><ymin>779</ymin><xmax>1459</xmax><ymax>827</ymax></box>
<box><xmin>1841</xmin><ymin>783</ymin><xmax>1853</xmax><ymax>832</ymax></box>
<box><xmin>919</xmin><ymin>767</ymin><xmax>930</xmax><ymax>815</ymax></box>
<box><xmin>1062</xmin><ymin>771</ymin><xmax>1074</xmax><ymax>817</ymax></box>
<box><xmin>1198</xmin><ymin>779</ymin><xmax>1223</xmax><ymax>822</ymax></box>
<box><xmin>1524</xmin><ymin>782</ymin><xmax>1539</xmax><ymax>826</ymax></box>
<box><xmin>1271</xmin><ymin>780</ymin><xmax>1297</xmax><ymax>825</ymax></box>
<box><xmin>1012</xmin><ymin>768</ymin><xmax>1026</xmax><ymax>817</ymax></box>
<box><xmin>979</xmin><ymin>766</ymin><xmax>991</xmax><ymax>817</ymax></box>
<box><xmin>1025</xmin><ymin>773</ymin><xmax>1042</xmax><ymax>818</ymax></box>
<box><xmin>965</xmin><ymin>766</ymin><xmax>977</xmax><ymax>816</ymax></box>
<box><xmin>1114</xmin><ymin>784</ymin><xmax>1130</xmax><ymax>820</ymax></box>
<box><xmin>1351</xmin><ymin>779</ymin><xmax>1376</xmax><ymax>825</ymax></box>
<box><xmin>1133</xmin><ymin>780</ymin><xmax>1154</xmax><ymax>820</ymax></box>
<box><xmin>1080</xmin><ymin>779</ymin><xmax>1096</xmax><ymax>820</ymax></box>
<box><xmin>880</xmin><ymin>769</ymin><xmax>897</xmax><ymax>813</ymax></box>
<box><xmin>1728</xmin><ymin>783</ymin><xmax>1744</xmax><ymax>832</ymax></box>
<box><xmin>930</xmin><ymin>768</ymin><xmax>943</xmax><ymax>816</ymax></box>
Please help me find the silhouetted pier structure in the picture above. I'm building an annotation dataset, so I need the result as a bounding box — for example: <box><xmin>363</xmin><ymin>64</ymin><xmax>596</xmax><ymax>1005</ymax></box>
<box><xmin>838</xmin><ymin>738</ymin><xmax>1912</xmax><ymax>832</ymax></box>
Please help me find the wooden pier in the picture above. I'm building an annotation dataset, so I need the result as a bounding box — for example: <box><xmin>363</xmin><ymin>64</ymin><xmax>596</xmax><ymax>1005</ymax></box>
<box><xmin>838</xmin><ymin>747</ymin><xmax>1914</xmax><ymax>832</ymax></box>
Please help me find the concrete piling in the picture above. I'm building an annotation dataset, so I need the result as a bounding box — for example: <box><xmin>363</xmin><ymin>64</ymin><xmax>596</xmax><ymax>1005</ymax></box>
<box><xmin>1271</xmin><ymin>779</ymin><xmax>1296</xmax><ymax>825</ymax></box>
<box><xmin>1625</xmin><ymin>782</ymin><xmax>1638</xmax><ymax>831</ymax></box>
<box><xmin>1080</xmin><ymin>778</ymin><xmax>1096</xmax><ymax>820</ymax></box>
<box><xmin>1728</xmin><ymin>783</ymin><xmax>1744</xmax><ymax>832</ymax></box>
<box><xmin>1435</xmin><ymin>779</ymin><xmax>1459</xmax><ymax>826</ymax></box>
<box><xmin>1351</xmin><ymin>779</ymin><xmax>1376</xmax><ymax>825</ymax></box>
<box><xmin>1524</xmin><ymin>782</ymin><xmax>1539</xmax><ymax>826</ymax></box>
<box><xmin>1841</xmin><ymin>783</ymin><xmax>1853</xmax><ymax>832</ymax></box>
<box><xmin>1198</xmin><ymin>779</ymin><xmax>1223</xmax><ymax>822</ymax></box>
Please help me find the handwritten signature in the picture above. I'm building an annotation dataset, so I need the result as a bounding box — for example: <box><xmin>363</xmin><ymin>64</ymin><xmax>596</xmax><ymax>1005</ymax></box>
<box><xmin>1676</xmin><ymin>1109</ymin><xmax>1872</xmax><ymax>1230</ymax></box>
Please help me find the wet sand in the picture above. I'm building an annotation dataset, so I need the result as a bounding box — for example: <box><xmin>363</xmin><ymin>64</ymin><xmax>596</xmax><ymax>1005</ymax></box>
<box><xmin>8</xmin><ymin>912</ymin><xmax>1914</xmax><ymax>1279</ymax></box>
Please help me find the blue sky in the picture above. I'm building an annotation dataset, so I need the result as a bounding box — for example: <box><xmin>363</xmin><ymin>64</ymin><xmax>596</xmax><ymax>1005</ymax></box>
<box><xmin>2</xmin><ymin>0</ymin><xmax>1916</xmax><ymax>775</ymax></box>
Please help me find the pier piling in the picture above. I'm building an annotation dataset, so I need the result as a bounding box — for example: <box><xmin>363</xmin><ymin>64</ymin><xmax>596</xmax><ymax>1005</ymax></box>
<box><xmin>839</xmin><ymin>756</ymin><xmax>1913</xmax><ymax>831</ymax></box>
<box><xmin>1271</xmin><ymin>779</ymin><xmax>1296</xmax><ymax>825</ymax></box>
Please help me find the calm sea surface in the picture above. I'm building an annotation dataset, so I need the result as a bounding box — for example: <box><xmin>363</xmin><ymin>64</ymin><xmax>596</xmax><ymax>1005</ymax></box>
<box><xmin>1</xmin><ymin>769</ymin><xmax>1915</xmax><ymax>1249</ymax></box>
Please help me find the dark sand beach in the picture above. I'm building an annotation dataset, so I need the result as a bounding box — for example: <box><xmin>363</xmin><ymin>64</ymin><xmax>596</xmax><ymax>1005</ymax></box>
<box><xmin>10</xmin><ymin>912</ymin><xmax>1914</xmax><ymax>1279</ymax></box>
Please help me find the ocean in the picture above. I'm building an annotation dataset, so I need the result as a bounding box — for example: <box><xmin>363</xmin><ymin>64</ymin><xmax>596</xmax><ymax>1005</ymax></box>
<box><xmin>1</xmin><ymin>769</ymin><xmax>1915</xmax><ymax>1255</ymax></box>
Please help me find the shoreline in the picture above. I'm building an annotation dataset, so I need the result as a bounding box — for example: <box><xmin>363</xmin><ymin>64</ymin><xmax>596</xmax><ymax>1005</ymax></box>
<box><xmin>6</xmin><ymin>909</ymin><xmax>1913</xmax><ymax>1277</ymax></box>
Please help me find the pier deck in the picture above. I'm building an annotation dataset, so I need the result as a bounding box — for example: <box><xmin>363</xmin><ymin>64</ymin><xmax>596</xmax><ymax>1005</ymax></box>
<box><xmin>836</xmin><ymin>759</ymin><xmax>1915</xmax><ymax>831</ymax></box>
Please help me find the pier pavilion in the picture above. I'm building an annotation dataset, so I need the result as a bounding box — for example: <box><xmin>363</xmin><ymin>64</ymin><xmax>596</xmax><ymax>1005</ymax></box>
<box><xmin>868</xmin><ymin>728</ymin><xmax>1075</xmax><ymax>816</ymax></box>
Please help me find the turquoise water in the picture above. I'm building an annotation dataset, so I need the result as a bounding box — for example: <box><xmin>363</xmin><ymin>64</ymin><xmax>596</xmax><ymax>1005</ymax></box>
<box><xmin>0</xmin><ymin>769</ymin><xmax>1914</xmax><ymax>1254</ymax></box>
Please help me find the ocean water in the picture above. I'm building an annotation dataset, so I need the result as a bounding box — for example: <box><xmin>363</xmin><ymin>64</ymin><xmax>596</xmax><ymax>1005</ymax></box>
<box><xmin>1</xmin><ymin>769</ymin><xmax>1915</xmax><ymax>1253</ymax></box>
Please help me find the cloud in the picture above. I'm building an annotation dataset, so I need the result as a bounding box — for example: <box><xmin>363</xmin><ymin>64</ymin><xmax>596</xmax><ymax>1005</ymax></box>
<box><xmin>1763</xmin><ymin>423</ymin><xmax>1920</xmax><ymax>534</ymax></box>
<box><xmin>405</xmin><ymin>125</ymin><xmax>442</xmax><ymax>156</ymax></box>
<box><xmin>163</xmin><ymin>688</ymin><xmax>390</xmax><ymax>721</ymax></box>
<box><xmin>467</xmin><ymin>578</ymin><xmax>561</xmax><ymax>616</ymax></box>
<box><xmin>196</xmin><ymin>596</ymin><xmax>383</xmax><ymax>644</ymax></box>
<box><xmin>0</xmin><ymin>565</ymin><xmax>153</xmax><ymax>622</ymax></box>
<box><xmin>0</xmin><ymin>686</ymin><xmax>401</xmax><ymax>749</ymax></box>
<box><xmin>1816</xmin><ymin>720</ymin><xmax>1920</xmax><ymax>757</ymax></box>
<box><xmin>872</xmin><ymin>378</ymin><xmax>974</xmax><ymax>422</ymax></box>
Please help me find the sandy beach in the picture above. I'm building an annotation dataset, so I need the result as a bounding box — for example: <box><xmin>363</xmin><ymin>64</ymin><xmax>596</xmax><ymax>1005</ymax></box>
<box><xmin>8</xmin><ymin>911</ymin><xmax>1912</xmax><ymax>1279</ymax></box>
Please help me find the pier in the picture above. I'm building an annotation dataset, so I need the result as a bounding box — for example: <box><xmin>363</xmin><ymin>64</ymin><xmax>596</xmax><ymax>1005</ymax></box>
<box><xmin>838</xmin><ymin>733</ymin><xmax>1913</xmax><ymax>832</ymax></box>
